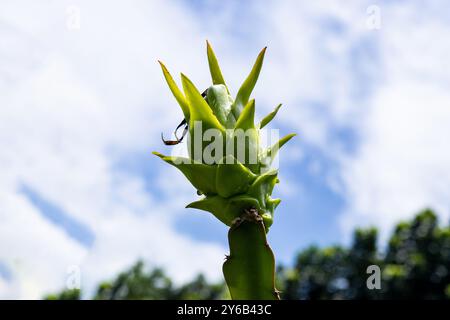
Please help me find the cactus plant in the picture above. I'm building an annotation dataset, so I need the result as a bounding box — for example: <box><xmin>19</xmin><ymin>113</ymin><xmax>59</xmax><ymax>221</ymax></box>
<box><xmin>153</xmin><ymin>41</ymin><xmax>295</xmax><ymax>300</ymax></box>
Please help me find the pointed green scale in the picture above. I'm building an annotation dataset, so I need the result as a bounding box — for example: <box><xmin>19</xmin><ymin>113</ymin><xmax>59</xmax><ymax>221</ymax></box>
<box><xmin>266</xmin><ymin>197</ymin><xmax>281</xmax><ymax>215</ymax></box>
<box><xmin>223</xmin><ymin>215</ymin><xmax>278</xmax><ymax>300</ymax></box>
<box><xmin>158</xmin><ymin>61</ymin><xmax>190</xmax><ymax>120</ymax></box>
<box><xmin>247</xmin><ymin>170</ymin><xmax>279</xmax><ymax>209</ymax></box>
<box><xmin>262</xmin><ymin>197</ymin><xmax>281</xmax><ymax>230</ymax></box>
<box><xmin>235</xmin><ymin>99</ymin><xmax>256</xmax><ymax>130</ymax></box>
<box><xmin>206</xmin><ymin>40</ymin><xmax>228</xmax><ymax>91</ymax></box>
<box><xmin>231</xmin><ymin>47</ymin><xmax>266</xmax><ymax>118</ymax></box>
<box><xmin>206</xmin><ymin>41</ymin><xmax>236</xmax><ymax>127</ymax></box>
<box><xmin>181</xmin><ymin>73</ymin><xmax>225</xmax><ymax>132</ymax></box>
<box><xmin>232</xmin><ymin>99</ymin><xmax>260</xmax><ymax>173</ymax></box>
<box><xmin>259</xmin><ymin>103</ymin><xmax>282</xmax><ymax>129</ymax></box>
<box><xmin>181</xmin><ymin>74</ymin><xmax>226</xmax><ymax>163</ymax></box>
<box><xmin>260</xmin><ymin>133</ymin><xmax>296</xmax><ymax>169</ymax></box>
<box><xmin>152</xmin><ymin>152</ymin><xmax>217</xmax><ymax>195</ymax></box>
<box><xmin>186</xmin><ymin>196</ymin><xmax>238</xmax><ymax>226</ymax></box>
<box><xmin>186</xmin><ymin>195</ymin><xmax>259</xmax><ymax>226</ymax></box>
<box><xmin>273</xmin><ymin>133</ymin><xmax>296</xmax><ymax>150</ymax></box>
<box><xmin>216</xmin><ymin>155</ymin><xmax>257</xmax><ymax>198</ymax></box>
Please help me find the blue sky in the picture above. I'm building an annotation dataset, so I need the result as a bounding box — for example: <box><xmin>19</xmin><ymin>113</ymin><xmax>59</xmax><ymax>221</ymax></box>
<box><xmin>1</xmin><ymin>0</ymin><xmax>450</xmax><ymax>298</ymax></box>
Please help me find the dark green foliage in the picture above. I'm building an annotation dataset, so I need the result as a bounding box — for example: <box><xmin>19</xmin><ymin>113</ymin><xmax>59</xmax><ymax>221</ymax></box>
<box><xmin>93</xmin><ymin>261</ymin><xmax>226</xmax><ymax>300</ymax></box>
<box><xmin>45</xmin><ymin>261</ymin><xmax>226</xmax><ymax>300</ymax></box>
<box><xmin>94</xmin><ymin>261</ymin><xmax>174</xmax><ymax>300</ymax></box>
<box><xmin>279</xmin><ymin>209</ymin><xmax>450</xmax><ymax>300</ymax></box>
<box><xmin>44</xmin><ymin>289</ymin><xmax>81</xmax><ymax>300</ymax></box>
<box><xmin>380</xmin><ymin>209</ymin><xmax>450</xmax><ymax>299</ymax></box>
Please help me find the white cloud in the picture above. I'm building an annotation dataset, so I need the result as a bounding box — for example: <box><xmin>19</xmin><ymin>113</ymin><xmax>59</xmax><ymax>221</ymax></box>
<box><xmin>339</xmin><ymin>82</ymin><xmax>450</xmax><ymax>241</ymax></box>
<box><xmin>0</xmin><ymin>190</ymin><xmax>87</xmax><ymax>299</ymax></box>
<box><xmin>0</xmin><ymin>0</ymin><xmax>227</xmax><ymax>299</ymax></box>
<box><xmin>337</xmin><ymin>2</ymin><xmax>450</xmax><ymax>241</ymax></box>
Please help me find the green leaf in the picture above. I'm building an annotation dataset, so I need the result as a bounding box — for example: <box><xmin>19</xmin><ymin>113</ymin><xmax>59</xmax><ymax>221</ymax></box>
<box><xmin>230</xmin><ymin>99</ymin><xmax>259</xmax><ymax>173</ymax></box>
<box><xmin>231</xmin><ymin>47</ymin><xmax>266</xmax><ymax>118</ymax></box>
<box><xmin>158</xmin><ymin>61</ymin><xmax>190</xmax><ymax>120</ymax></box>
<box><xmin>181</xmin><ymin>74</ymin><xmax>226</xmax><ymax>162</ymax></box>
<box><xmin>223</xmin><ymin>214</ymin><xmax>279</xmax><ymax>300</ymax></box>
<box><xmin>181</xmin><ymin>74</ymin><xmax>225</xmax><ymax>132</ymax></box>
<box><xmin>261</xmin><ymin>212</ymin><xmax>273</xmax><ymax>229</ymax></box>
<box><xmin>266</xmin><ymin>197</ymin><xmax>281</xmax><ymax>214</ymax></box>
<box><xmin>262</xmin><ymin>197</ymin><xmax>281</xmax><ymax>229</ymax></box>
<box><xmin>152</xmin><ymin>152</ymin><xmax>217</xmax><ymax>195</ymax></box>
<box><xmin>268</xmin><ymin>133</ymin><xmax>296</xmax><ymax>155</ymax></box>
<box><xmin>186</xmin><ymin>195</ymin><xmax>259</xmax><ymax>226</ymax></box>
<box><xmin>234</xmin><ymin>99</ymin><xmax>255</xmax><ymax>131</ymax></box>
<box><xmin>206</xmin><ymin>40</ymin><xmax>228</xmax><ymax>91</ymax></box>
<box><xmin>261</xmin><ymin>133</ymin><xmax>296</xmax><ymax>169</ymax></box>
<box><xmin>259</xmin><ymin>103</ymin><xmax>282</xmax><ymax>129</ymax></box>
<box><xmin>247</xmin><ymin>170</ymin><xmax>278</xmax><ymax>209</ymax></box>
<box><xmin>216</xmin><ymin>155</ymin><xmax>257</xmax><ymax>198</ymax></box>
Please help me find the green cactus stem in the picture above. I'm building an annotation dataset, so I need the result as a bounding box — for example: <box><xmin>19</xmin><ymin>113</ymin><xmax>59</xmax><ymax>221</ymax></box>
<box><xmin>223</xmin><ymin>208</ymin><xmax>280</xmax><ymax>300</ymax></box>
<box><xmin>153</xmin><ymin>41</ymin><xmax>295</xmax><ymax>300</ymax></box>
